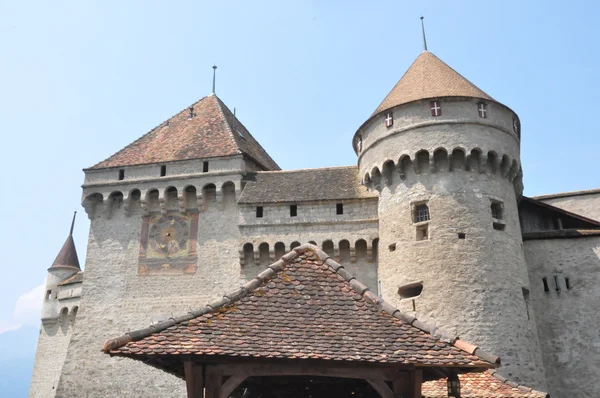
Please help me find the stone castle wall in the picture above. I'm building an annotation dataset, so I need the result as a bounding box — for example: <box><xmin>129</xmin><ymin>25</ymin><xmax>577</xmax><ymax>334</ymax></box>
<box><xmin>538</xmin><ymin>192</ymin><xmax>600</xmax><ymax>222</ymax></box>
<box><xmin>524</xmin><ymin>236</ymin><xmax>600</xmax><ymax>398</ymax></box>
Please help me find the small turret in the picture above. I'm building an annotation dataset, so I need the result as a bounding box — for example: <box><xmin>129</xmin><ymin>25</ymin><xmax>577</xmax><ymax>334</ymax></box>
<box><xmin>41</xmin><ymin>212</ymin><xmax>80</xmax><ymax>324</ymax></box>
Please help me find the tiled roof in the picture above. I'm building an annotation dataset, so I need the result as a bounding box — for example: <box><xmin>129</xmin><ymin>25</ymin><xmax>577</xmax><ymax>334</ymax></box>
<box><xmin>422</xmin><ymin>370</ymin><xmax>548</xmax><ymax>398</ymax></box>
<box><xmin>49</xmin><ymin>235</ymin><xmax>80</xmax><ymax>271</ymax></box>
<box><xmin>88</xmin><ymin>94</ymin><xmax>279</xmax><ymax>171</ymax></box>
<box><xmin>533</xmin><ymin>187</ymin><xmax>600</xmax><ymax>200</ymax></box>
<box><xmin>103</xmin><ymin>245</ymin><xmax>499</xmax><ymax>374</ymax></box>
<box><xmin>58</xmin><ymin>271</ymin><xmax>83</xmax><ymax>286</ymax></box>
<box><xmin>238</xmin><ymin>166</ymin><xmax>377</xmax><ymax>204</ymax></box>
<box><xmin>520</xmin><ymin>196</ymin><xmax>600</xmax><ymax>227</ymax></box>
<box><xmin>372</xmin><ymin>51</ymin><xmax>493</xmax><ymax>116</ymax></box>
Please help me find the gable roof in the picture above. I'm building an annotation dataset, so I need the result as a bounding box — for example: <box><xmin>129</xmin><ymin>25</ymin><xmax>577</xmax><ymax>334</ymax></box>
<box><xmin>520</xmin><ymin>196</ymin><xmax>600</xmax><ymax>227</ymax></box>
<box><xmin>103</xmin><ymin>244</ymin><xmax>499</xmax><ymax>377</ymax></box>
<box><xmin>238</xmin><ymin>166</ymin><xmax>377</xmax><ymax>204</ymax></box>
<box><xmin>422</xmin><ymin>370</ymin><xmax>548</xmax><ymax>398</ymax></box>
<box><xmin>372</xmin><ymin>51</ymin><xmax>494</xmax><ymax>117</ymax></box>
<box><xmin>88</xmin><ymin>94</ymin><xmax>279</xmax><ymax>171</ymax></box>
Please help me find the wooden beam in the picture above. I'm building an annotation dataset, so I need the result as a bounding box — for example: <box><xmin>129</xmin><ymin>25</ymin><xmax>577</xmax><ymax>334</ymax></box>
<box><xmin>366</xmin><ymin>378</ymin><xmax>394</xmax><ymax>398</ymax></box>
<box><xmin>183</xmin><ymin>361</ymin><xmax>204</xmax><ymax>398</ymax></box>
<box><xmin>219</xmin><ymin>375</ymin><xmax>248</xmax><ymax>398</ymax></box>
<box><xmin>205</xmin><ymin>363</ymin><xmax>404</xmax><ymax>381</ymax></box>
<box><xmin>412</xmin><ymin>369</ymin><xmax>422</xmax><ymax>398</ymax></box>
<box><xmin>205</xmin><ymin>374</ymin><xmax>222</xmax><ymax>398</ymax></box>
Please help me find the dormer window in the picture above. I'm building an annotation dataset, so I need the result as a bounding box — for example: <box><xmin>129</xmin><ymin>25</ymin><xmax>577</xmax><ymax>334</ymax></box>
<box><xmin>430</xmin><ymin>100</ymin><xmax>441</xmax><ymax>117</ymax></box>
<box><xmin>477</xmin><ymin>102</ymin><xmax>488</xmax><ymax>118</ymax></box>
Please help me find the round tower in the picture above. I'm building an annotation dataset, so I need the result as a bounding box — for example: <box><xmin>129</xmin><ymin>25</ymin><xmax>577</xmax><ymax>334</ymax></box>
<box><xmin>354</xmin><ymin>51</ymin><xmax>545</xmax><ymax>388</ymax></box>
<box><xmin>41</xmin><ymin>213</ymin><xmax>81</xmax><ymax>324</ymax></box>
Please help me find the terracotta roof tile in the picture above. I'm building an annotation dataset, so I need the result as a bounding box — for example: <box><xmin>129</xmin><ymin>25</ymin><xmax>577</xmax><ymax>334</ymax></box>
<box><xmin>49</xmin><ymin>235</ymin><xmax>80</xmax><ymax>271</ymax></box>
<box><xmin>88</xmin><ymin>94</ymin><xmax>279</xmax><ymax>171</ymax></box>
<box><xmin>422</xmin><ymin>370</ymin><xmax>548</xmax><ymax>397</ymax></box>
<box><xmin>104</xmin><ymin>245</ymin><xmax>497</xmax><ymax>371</ymax></box>
<box><xmin>372</xmin><ymin>51</ymin><xmax>493</xmax><ymax>116</ymax></box>
<box><xmin>238</xmin><ymin>166</ymin><xmax>377</xmax><ymax>204</ymax></box>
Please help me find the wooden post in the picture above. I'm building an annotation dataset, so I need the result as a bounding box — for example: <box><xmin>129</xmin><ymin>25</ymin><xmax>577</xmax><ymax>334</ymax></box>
<box><xmin>411</xmin><ymin>369</ymin><xmax>422</xmax><ymax>398</ymax></box>
<box><xmin>205</xmin><ymin>374</ymin><xmax>222</xmax><ymax>398</ymax></box>
<box><xmin>183</xmin><ymin>361</ymin><xmax>204</xmax><ymax>398</ymax></box>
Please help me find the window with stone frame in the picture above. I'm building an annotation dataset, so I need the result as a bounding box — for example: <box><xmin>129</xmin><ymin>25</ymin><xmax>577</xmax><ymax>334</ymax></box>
<box><xmin>414</xmin><ymin>203</ymin><xmax>430</xmax><ymax>223</ymax></box>
<box><xmin>491</xmin><ymin>201</ymin><xmax>503</xmax><ymax>220</ymax></box>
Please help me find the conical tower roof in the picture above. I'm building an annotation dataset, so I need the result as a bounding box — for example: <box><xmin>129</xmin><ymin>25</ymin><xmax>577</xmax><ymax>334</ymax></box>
<box><xmin>372</xmin><ymin>51</ymin><xmax>493</xmax><ymax>116</ymax></box>
<box><xmin>88</xmin><ymin>94</ymin><xmax>279</xmax><ymax>171</ymax></box>
<box><xmin>49</xmin><ymin>213</ymin><xmax>81</xmax><ymax>271</ymax></box>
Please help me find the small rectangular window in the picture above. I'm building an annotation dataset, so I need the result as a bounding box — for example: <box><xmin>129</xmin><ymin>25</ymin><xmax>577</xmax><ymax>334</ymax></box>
<box><xmin>458</xmin><ymin>233</ymin><xmax>466</xmax><ymax>239</ymax></box>
<box><xmin>256</xmin><ymin>206</ymin><xmax>263</xmax><ymax>218</ymax></box>
<box><xmin>542</xmin><ymin>277</ymin><xmax>549</xmax><ymax>293</ymax></box>
<box><xmin>203</xmin><ymin>161</ymin><xmax>209</xmax><ymax>173</ymax></box>
<box><xmin>290</xmin><ymin>205</ymin><xmax>297</xmax><ymax>217</ymax></box>
<box><xmin>388</xmin><ymin>243</ymin><xmax>396</xmax><ymax>252</ymax></box>
<box><xmin>160</xmin><ymin>165</ymin><xmax>167</xmax><ymax>177</ymax></box>
<box><xmin>46</xmin><ymin>290</ymin><xmax>52</xmax><ymax>300</ymax></box>
<box><xmin>336</xmin><ymin>203</ymin><xmax>344</xmax><ymax>215</ymax></box>
<box><xmin>414</xmin><ymin>204</ymin><xmax>430</xmax><ymax>223</ymax></box>
<box><xmin>565</xmin><ymin>277</ymin><xmax>571</xmax><ymax>290</ymax></box>
<box><xmin>416</xmin><ymin>224</ymin><xmax>428</xmax><ymax>241</ymax></box>
<box><xmin>491</xmin><ymin>201</ymin><xmax>503</xmax><ymax>220</ymax></box>
<box><xmin>118</xmin><ymin>169</ymin><xmax>125</xmax><ymax>180</ymax></box>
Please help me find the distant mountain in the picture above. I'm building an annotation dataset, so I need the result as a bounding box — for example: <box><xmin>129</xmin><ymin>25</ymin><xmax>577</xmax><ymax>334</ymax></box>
<box><xmin>0</xmin><ymin>325</ymin><xmax>39</xmax><ymax>398</ymax></box>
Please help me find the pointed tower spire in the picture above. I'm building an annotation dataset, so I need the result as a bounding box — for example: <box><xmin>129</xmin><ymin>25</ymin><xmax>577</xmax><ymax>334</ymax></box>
<box><xmin>212</xmin><ymin>65</ymin><xmax>217</xmax><ymax>93</ymax></box>
<box><xmin>49</xmin><ymin>213</ymin><xmax>81</xmax><ymax>271</ymax></box>
<box><xmin>420</xmin><ymin>16</ymin><xmax>428</xmax><ymax>51</ymax></box>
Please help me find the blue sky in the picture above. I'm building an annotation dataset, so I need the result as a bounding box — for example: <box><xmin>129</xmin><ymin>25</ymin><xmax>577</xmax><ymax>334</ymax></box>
<box><xmin>0</xmin><ymin>0</ymin><xmax>598</xmax><ymax>368</ymax></box>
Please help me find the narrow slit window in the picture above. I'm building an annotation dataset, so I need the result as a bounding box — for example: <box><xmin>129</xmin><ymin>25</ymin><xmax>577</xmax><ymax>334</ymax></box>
<box><xmin>336</xmin><ymin>203</ymin><xmax>344</xmax><ymax>215</ymax></box>
<box><xmin>414</xmin><ymin>204</ymin><xmax>430</xmax><ymax>222</ymax></box>
<box><xmin>522</xmin><ymin>287</ymin><xmax>531</xmax><ymax>320</ymax></box>
<box><xmin>256</xmin><ymin>206</ymin><xmax>263</xmax><ymax>218</ymax></box>
<box><xmin>565</xmin><ymin>277</ymin><xmax>571</xmax><ymax>290</ymax></box>
<box><xmin>46</xmin><ymin>290</ymin><xmax>52</xmax><ymax>300</ymax></box>
<box><xmin>542</xmin><ymin>277</ymin><xmax>549</xmax><ymax>293</ymax></box>
<box><xmin>554</xmin><ymin>275</ymin><xmax>560</xmax><ymax>292</ymax></box>
<box><xmin>118</xmin><ymin>169</ymin><xmax>125</xmax><ymax>180</ymax></box>
<box><xmin>160</xmin><ymin>165</ymin><xmax>167</xmax><ymax>177</ymax></box>
<box><xmin>290</xmin><ymin>205</ymin><xmax>297</xmax><ymax>217</ymax></box>
<box><xmin>203</xmin><ymin>161</ymin><xmax>209</xmax><ymax>173</ymax></box>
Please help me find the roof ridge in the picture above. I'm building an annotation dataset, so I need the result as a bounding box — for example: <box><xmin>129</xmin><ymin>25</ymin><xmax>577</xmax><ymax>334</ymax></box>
<box><xmin>86</xmin><ymin>96</ymin><xmax>209</xmax><ymax>170</ymax></box>
<box><xmin>486</xmin><ymin>369</ymin><xmax>550</xmax><ymax>397</ymax></box>
<box><xmin>248</xmin><ymin>165</ymin><xmax>358</xmax><ymax>174</ymax></box>
<box><xmin>212</xmin><ymin>94</ymin><xmax>244</xmax><ymax>158</ymax></box>
<box><xmin>532</xmin><ymin>187</ymin><xmax>600</xmax><ymax>200</ymax></box>
<box><xmin>102</xmin><ymin>244</ymin><xmax>499</xmax><ymax>368</ymax></box>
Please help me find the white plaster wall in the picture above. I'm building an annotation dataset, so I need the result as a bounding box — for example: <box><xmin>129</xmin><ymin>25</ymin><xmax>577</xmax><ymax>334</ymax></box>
<box><xmin>539</xmin><ymin>193</ymin><xmax>600</xmax><ymax>222</ymax></box>
<box><xmin>524</xmin><ymin>237</ymin><xmax>600</xmax><ymax>398</ymax></box>
<box><xmin>56</xmin><ymin>175</ymin><xmax>244</xmax><ymax>397</ymax></box>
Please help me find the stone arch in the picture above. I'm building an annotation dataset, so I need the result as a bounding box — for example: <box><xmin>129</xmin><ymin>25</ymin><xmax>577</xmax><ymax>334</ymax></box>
<box><xmin>339</xmin><ymin>239</ymin><xmax>351</xmax><ymax>262</ymax></box>
<box><xmin>433</xmin><ymin>147</ymin><xmax>449</xmax><ymax>172</ymax></box>
<box><xmin>127</xmin><ymin>189</ymin><xmax>142</xmax><ymax>215</ymax></box>
<box><xmin>202</xmin><ymin>183</ymin><xmax>217</xmax><ymax>208</ymax></box>
<box><xmin>274</xmin><ymin>242</ymin><xmax>286</xmax><ymax>259</ymax></box>
<box><xmin>397</xmin><ymin>154</ymin><xmax>413</xmax><ymax>180</ymax></box>
<box><xmin>69</xmin><ymin>306</ymin><xmax>78</xmax><ymax>326</ymax></box>
<box><xmin>322</xmin><ymin>240</ymin><xmax>334</xmax><ymax>257</ymax></box>
<box><xmin>146</xmin><ymin>189</ymin><xmax>160</xmax><ymax>212</ymax></box>
<box><xmin>242</xmin><ymin>243</ymin><xmax>254</xmax><ymax>266</ymax></box>
<box><xmin>370</xmin><ymin>167</ymin><xmax>381</xmax><ymax>190</ymax></box>
<box><xmin>355</xmin><ymin>239</ymin><xmax>367</xmax><ymax>261</ymax></box>
<box><xmin>290</xmin><ymin>241</ymin><xmax>301</xmax><ymax>249</ymax></box>
<box><xmin>222</xmin><ymin>181</ymin><xmax>236</xmax><ymax>207</ymax></box>
<box><xmin>486</xmin><ymin>151</ymin><xmax>499</xmax><ymax>174</ymax></box>
<box><xmin>500</xmin><ymin>155</ymin><xmax>511</xmax><ymax>178</ymax></box>
<box><xmin>258</xmin><ymin>243</ymin><xmax>270</xmax><ymax>265</ymax></box>
<box><xmin>59</xmin><ymin>307</ymin><xmax>69</xmax><ymax>331</ymax></box>
<box><xmin>467</xmin><ymin>148</ymin><xmax>483</xmax><ymax>172</ymax></box>
<box><xmin>415</xmin><ymin>150</ymin><xmax>430</xmax><ymax>174</ymax></box>
<box><xmin>308</xmin><ymin>241</ymin><xmax>317</xmax><ymax>245</ymax></box>
<box><xmin>363</xmin><ymin>173</ymin><xmax>372</xmax><ymax>187</ymax></box>
<box><xmin>165</xmin><ymin>186</ymin><xmax>178</xmax><ymax>211</ymax></box>
<box><xmin>382</xmin><ymin>160</ymin><xmax>395</xmax><ymax>186</ymax></box>
<box><xmin>184</xmin><ymin>185</ymin><xmax>198</xmax><ymax>210</ymax></box>
<box><xmin>82</xmin><ymin>192</ymin><xmax>104</xmax><ymax>219</ymax></box>
<box><xmin>508</xmin><ymin>159</ymin><xmax>519</xmax><ymax>181</ymax></box>
<box><xmin>107</xmin><ymin>191</ymin><xmax>124</xmax><ymax>218</ymax></box>
<box><xmin>450</xmin><ymin>148</ymin><xmax>466</xmax><ymax>171</ymax></box>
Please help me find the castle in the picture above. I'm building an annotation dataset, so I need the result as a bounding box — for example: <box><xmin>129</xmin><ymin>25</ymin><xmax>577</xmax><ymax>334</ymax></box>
<box><xmin>29</xmin><ymin>50</ymin><xmax>600</xmax><ymax>398</ymax></box>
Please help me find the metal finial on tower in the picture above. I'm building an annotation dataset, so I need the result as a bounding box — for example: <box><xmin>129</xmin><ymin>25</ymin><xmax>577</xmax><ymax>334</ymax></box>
<box><xmin>212</xmin><ymin>65</ymin><xmax>217</xmax><ymax>93</ymax></box>
<box><xmin>69</xmin><ymin>211</ymin><xmax>77</xmax><ymax>236</ymax></box>
<box><xmin>420</xmin><ymin>16</ymin><xmax>428</xmax><ymax>51</ymax></box>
